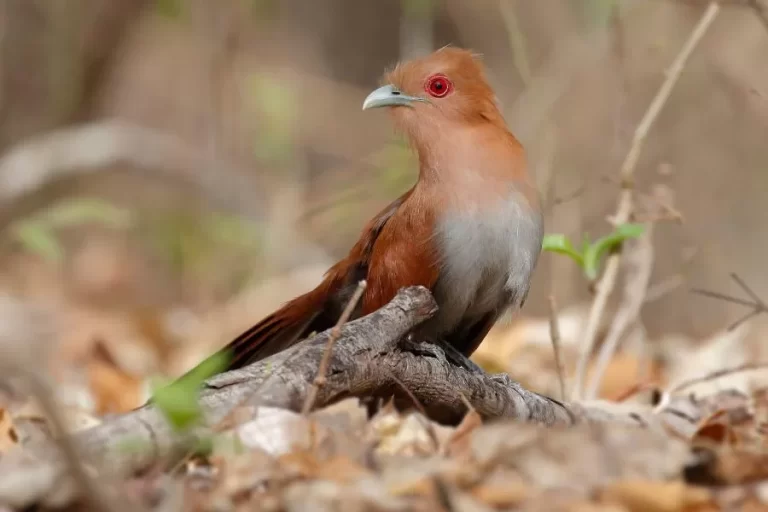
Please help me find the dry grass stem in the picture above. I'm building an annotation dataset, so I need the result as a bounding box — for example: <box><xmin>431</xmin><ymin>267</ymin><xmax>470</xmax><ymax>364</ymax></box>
<box><xmin>585</xmin><ymin>225</ymin><xmax>654</xmax><ymax>400</ymax></box>
<box><xmin>548</xmin><ymin>295</ymin><xmax>567</xmax><ymax>401</ymax></box>
<box><xmin>667</xmin><ymin>362</ymin><xmax>768</xmax><ymax>395</ymax></box>
<box><xmin>572</xmin><ymin>1</ymin><xmax>721</xmax><ymax>400</ymax></box>
<box><xmin>0</xmin><ymin>363</ymin><xmax>132</xmax><ymax>512</ymax></box>
<box><xmin>691</xmin><ymin>272</ymin><xmax>768</xmax><ymax>331</ymax></box>
<box><xmin>301</xmin><ymin>280</ymin><xmax>368</xmax><ymax>415</ymax></box>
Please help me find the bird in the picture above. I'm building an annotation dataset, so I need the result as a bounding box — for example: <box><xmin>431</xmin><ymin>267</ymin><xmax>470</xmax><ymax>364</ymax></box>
<box><xmin>203</xmin><ymin>47</ymin><xmax>543</xmax><ymax>374</ymax></box>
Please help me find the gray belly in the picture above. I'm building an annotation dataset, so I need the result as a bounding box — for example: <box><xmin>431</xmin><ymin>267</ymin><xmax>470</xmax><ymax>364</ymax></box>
<box><xmin>425</xmin><ymin>193</ymin><xmax>543</xmax><ymax>338</ymax></box>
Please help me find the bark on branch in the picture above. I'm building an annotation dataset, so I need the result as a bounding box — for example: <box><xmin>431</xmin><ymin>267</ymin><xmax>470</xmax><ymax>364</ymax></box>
<box><xmin>0</xmin><ymin>286</ymin><xmax>643</xmax><ymax>506</ymax></box>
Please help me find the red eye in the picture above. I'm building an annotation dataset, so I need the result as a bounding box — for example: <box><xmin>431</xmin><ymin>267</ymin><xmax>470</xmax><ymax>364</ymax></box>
<box><xmin>425</xmin><ymin>75</ymin><xmax>452</xmax><ymax>98</ymax></box>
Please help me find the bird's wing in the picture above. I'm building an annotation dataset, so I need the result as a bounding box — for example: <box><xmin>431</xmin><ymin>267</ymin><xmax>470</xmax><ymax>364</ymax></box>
<box><xmin>360</xmin><ymin>189</ymin><xmax>440</xmax><ymax>314</ymax></box>
<box><xmin>221</xmin><ymin>189</ymin><xmax>416</xmax><ymax>370</ymax></box>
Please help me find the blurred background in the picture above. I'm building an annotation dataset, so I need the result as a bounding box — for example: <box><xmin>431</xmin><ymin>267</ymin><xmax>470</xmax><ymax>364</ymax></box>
<box><xmin>0</xmin><ymin>0</ymin><xmax>766</xmax><ymax>415</ymax></box>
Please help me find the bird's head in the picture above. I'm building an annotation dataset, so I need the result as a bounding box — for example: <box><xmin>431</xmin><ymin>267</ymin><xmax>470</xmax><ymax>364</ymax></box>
<box><xmin>362</xmin><ymin>47</ymin><xmax>504</xmax><ymax>136</ymax></box>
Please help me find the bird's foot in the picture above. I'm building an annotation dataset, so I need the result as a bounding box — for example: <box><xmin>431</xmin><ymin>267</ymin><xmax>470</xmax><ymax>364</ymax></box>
<box><xmin>488</xmin><ymin>373</ymin><xmax>516</xmax><ymax>386</ymax></box>
<box><xmin>402</xmin><ymin>335</ymin><xmax>485</xmax><ymax>374</ymax></box>
<box><xmin>434</xmin><ymin>339</ymin><xmax>486</xmax><ymax>374</ymax></box>
<box><xmin>487</xmin><ymin>373</ymin><xmax>567</xmax><ymax>408</ymax></box>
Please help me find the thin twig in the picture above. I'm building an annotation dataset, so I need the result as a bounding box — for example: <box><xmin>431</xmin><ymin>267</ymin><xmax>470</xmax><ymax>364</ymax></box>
<box><xmin>500</xmin><ymin>0</ymin><xmax>532</xmax><ymax>85</ymax></box>
<box><xmin>667</xmin><ymin>362</ymin><xmax>768</xmax><ymax>395</ymax></box>
<box><xmin>547</xmin><ymin>295</ymin><xmax>566</xmax><ymax>401</ymax></box>
<box><xmin>644</xmin><ymin>246</ymin><xmax>697</xmax><ymax>304</ymax></box>
<box><xmin>458</xmin><ymin>391</ymin><xmax>476</xmax><ymax>415</ymax></box>
<box><xmin>611</xmin><ymin>380</ymin><xmax>662</xmax><ymax>403</ymax></box>
<box><xmin>502</xmin><ymin>4</ymin><xmax>569</xmax><ymax>401</ymax></box>
<box><xmin>730</xmin><ymin>272</ymin><xmax>768</xmax><ymax>308</ymax></box>
<box><xmin>549</xmin><ymin>184</ymin><xmax>586</xmax><ymax>209</ymax></box>
<box><xmin>387</xmin><ymin>371</ymin><xmax>440</xmax><ymax>451</ymax></box>
<box><xmin>15</xmin><ymin>368</ymin><xmax>133</xmax><ymax>512</ymax></box>
<box><xmin>644</xmin><ymin>274</ymin><xmax>685</xmax><ymax>304</ymax></box>
<box><xmin>600</xmin><ymin>178</ymin><xmax>685</xmax><ymax>225</ymax></box>
<box><xmin>208</xmin><ymin>283</ymin><xmax>371</xmax><ymax>439</ymax></box>
<box><xmin>571</xmin><ymin>2</ymin><xmax>720</xmax><ymax>400</ymax></box>
<box><xmin>691</xmin><ymin>272</ymin><xmax>768</xmax><ymax>331</ymax></box>
<box><xmin>0</xmin><ymin>296</ymin><xmax>132</xmax><ymax>512</ymax></box>
<box><xmin>500</xmin><ymin>0</ymin><xmax>561</xmax><ymax>215</ymax></box>
<box><xmin>301</xmin><ymin>280</ymin><xmax>367</xmax><ymax>415</ymax></box>
<box><xmin>585</xmin><ymin>224</ymin><xmax>655</xmax><ymax>399</ymax></box>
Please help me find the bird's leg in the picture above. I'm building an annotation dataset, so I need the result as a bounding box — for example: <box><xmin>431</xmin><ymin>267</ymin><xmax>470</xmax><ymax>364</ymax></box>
<box><xmin>403</xmin><ymin>334</ymin><xmax>485</xmax><ymax>374</ymax></box>
<box><xmin>436</xmin><ymin>338</ymin><xmax>486</xmax><ymax>374</ymax></box>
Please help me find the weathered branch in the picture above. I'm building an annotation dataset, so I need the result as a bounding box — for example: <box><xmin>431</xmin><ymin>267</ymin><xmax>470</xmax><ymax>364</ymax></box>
<box><xmin>0</xmin><ymin>287</ymin><xmax>648</xmax><ymax>508</ymax></box>
<box><xmin>0</xmin><ymin>120</ymin><xmax>256</xmax><ymax>214</ymax></box>
<box><xmin>0</xmin><ymin>118</ymin><xmax>332</xmax><ymax>266</ymax></box>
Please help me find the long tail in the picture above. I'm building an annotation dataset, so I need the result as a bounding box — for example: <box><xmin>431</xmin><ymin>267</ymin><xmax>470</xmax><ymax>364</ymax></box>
<box><xmin>169</xmin><ymin>290</ymin><xmax>326</xmax><ymax>394</ymax></box>
<box><xmin>222</xmin><ymin>297</ymin><xmax>321</xmax><ymax>370</ymax></box>
<box><xmin>221</xmin><ymin>270</ymin><xmax>356</xmax><ymax>370</ymax></box>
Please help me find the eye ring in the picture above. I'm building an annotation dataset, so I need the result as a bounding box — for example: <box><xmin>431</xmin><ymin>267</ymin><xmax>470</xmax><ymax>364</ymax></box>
<box><xmin>425</xmin><ymin>75</ymin><xmax>453</xmax><ymax>98</ymax></box>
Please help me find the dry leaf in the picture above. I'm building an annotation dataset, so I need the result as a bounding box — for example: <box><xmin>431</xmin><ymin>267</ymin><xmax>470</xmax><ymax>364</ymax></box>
<box><xmin>0</xmin><ymin>408</ymin><xmax>19</xmax><ymax>454</ymax></box>
<box><xmin>236</xmin><ymin>407</ymin><xmax>314</xmax><ymax>456</ymax></box>
<box><xmin>13</xmin><ymin>400</ymin><xmax>100</xmax><ymax>435</ymax></box>
<box><xmin>313</xmin><ymin>456</ymin><xmax>371</xmax><ymax>484</ymax></box>
<box><xmin>691</xmin><ymin>408</ymin><xmax>745</xmax><ymax>447</ymax></box>
<box><xmin>212</xmin><ymin>449</ymin><xmax>276</xmax><ymax>499</ymax></box>
<box><xmin>372</xmin><ymin>412</ymin><xmax>441</xmax><ymax>457</ymax></box>
<box><xmin>568</xmin><ymin>503</ymin><xmax>632</xmax><ymax>512</ymax></box>
<box><xmin>444</xmin><ymin>409</ymin><xmax>482</xmax><ymax>457</ymax></box>
<box><xmin>709</xmin><ymin>446</ymin><xmax>768</xmax><ymax>485</ymax></box>
<box><xmin>600</xmin><ymin>480</ymin><xmax>712</xmax><ymax>512</ymax></box>
<box><xmin>471</xmin><ymin>482</ymin><xmax>529</xmax><ymax>508</ymax></box>
<box><xmin>589</xmin><ymin>353</ymin><xmax>658</xmax><ymax>401</ymax></box>
<box><xmin>86</xmin><ymin>341</ymin><xmax>144</xmax><ymax>414</ymax></box>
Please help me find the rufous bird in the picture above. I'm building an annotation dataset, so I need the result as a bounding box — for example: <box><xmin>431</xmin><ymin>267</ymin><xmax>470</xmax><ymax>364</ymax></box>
<box><xmin>208</xmin><ymin>47</ymin><xmax>543</xmax><ymax>373</ymax></box>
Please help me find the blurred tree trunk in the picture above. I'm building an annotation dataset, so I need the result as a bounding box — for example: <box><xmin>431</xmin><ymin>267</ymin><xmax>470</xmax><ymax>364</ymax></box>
<box><xmin>0</xmin><ymin>0</ymin><xmax>148</xmax><ymax>150</ymax></box>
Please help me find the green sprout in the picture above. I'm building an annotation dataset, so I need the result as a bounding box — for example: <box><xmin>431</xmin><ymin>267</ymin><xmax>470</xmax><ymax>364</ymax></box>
<box><xmin>150</xmin><ymin>351</ymin><xmax>230</xmax><ymax>433</ymax></box>
<box><xmin>402</xmin><ymin>0</ymin><xmax>436</xmax><ymax>20</ymax></box>
<box><xmin>248</xmin><ymin>73</ymin><xmax>299</xmax><ymax>167</ymax></box>
<box><xmin>542</xmin><ymin>223</ymin><xmax>645</xmax><ymax>281</ymax></box>
<box><xmin>10</xmin><ymin>197</ymin><xmax>133</xmax><ymax>263</ymax></box>
<box><xmin>155</xmin><ymin>0</ymin><xmax>185</xmax><ymax>19</ymax></box>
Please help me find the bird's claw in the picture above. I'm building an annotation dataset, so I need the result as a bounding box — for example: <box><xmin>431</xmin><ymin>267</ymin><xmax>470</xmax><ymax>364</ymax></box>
<box><xmin>434</xmin><ymin>339</ymin><xmax>485</xmax><ymax>374</ymax></box>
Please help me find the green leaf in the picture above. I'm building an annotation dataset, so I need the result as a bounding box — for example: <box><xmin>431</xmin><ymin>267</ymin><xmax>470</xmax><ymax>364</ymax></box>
<box><xmin>251</xmin><ymin>0</ymin><xmax>278</xmax><ymax>19</ymax></box>
<box><xmin>202</xmin><ymin>212</ymin><xmax>262</xmax><ymax>252</ymax></box>
<box><xmin>151</xmin><ymin>381</ymin><xmax>202</xmax><ymax>432</ymax></box>
<box><xmin>402</xmin><ymin>0</ymin><xmax>436</xmax><ymax>20</ymax></box>
<box><xmin>582</xmin><ymin>223</ymin><xmax>645</xmax><ymax>280</ymax></box>
<box><xmin>43</xmin><ymin>198</ymin><xmax>133</xmax><ymax>230</ymax></box>
<box><xmin>183</xmin><ymin>350</ymin><xmax>231</xmax><ymax>385</ymax></box>
<box><xmin>155</xmin><ymin>0</ymin><xmax>184</xmax><ymax>19</ymax></box>
<box><xmin>581</xmin><ymin>233</ymin><xmax>592</xmax><ymax>255</ymax></box>
<box><xmin>584</xmin><ymin>0</ymin><xmax>617</xmax><ymax>28</ymax></box>
<box><xmin>11</xmin><ymin>221</ymin><xmax>63</xmax><ymax>263</ymax></box>
<box><xmin>151</xmin><ymin>351</ymin><xmax>230</xmax><ymax>432</ymax></box>
<box><xmin>248</xmin><ymin>73</ymin><xmax>298</xmax><ymax>166</ymax></box>
<box><xmin>541</xmin><ymin>234</ymin><xmax>585</xmax><ymax>267</ymax></box>
<box><xmin>8</xmin><ymin>198</ymin><xmax>131</xmax><ymax>263</ymax></box>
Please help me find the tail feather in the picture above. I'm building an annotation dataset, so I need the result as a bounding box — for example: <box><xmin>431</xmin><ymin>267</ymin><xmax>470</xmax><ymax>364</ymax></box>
<box><xmin>172</xmin><ymin>272</ymin><xmax>347</xmax><ymax>390</ymax></box>
<box><xmin>224</xmin><ymin>308</ymin><xmax>319</xmax><ymax>370</ymax></box>
<box><xmin>163</xmin><ymin>299</ymin><xmax>319</xmax><ymax>403</ymax></box>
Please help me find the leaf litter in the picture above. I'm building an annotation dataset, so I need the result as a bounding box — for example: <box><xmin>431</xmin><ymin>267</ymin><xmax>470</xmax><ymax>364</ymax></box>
<box><xmin>6</xmin><ymin>269</ymin><xmax>768</xmax><ymax>510</ymax></box>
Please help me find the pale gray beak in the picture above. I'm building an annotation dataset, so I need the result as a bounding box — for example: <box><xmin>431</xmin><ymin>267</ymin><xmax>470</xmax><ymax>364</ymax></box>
<box><xmin>362</xmin><ymin>84</ymin><xmax>426</xmax><ymax>110</ymax></box>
